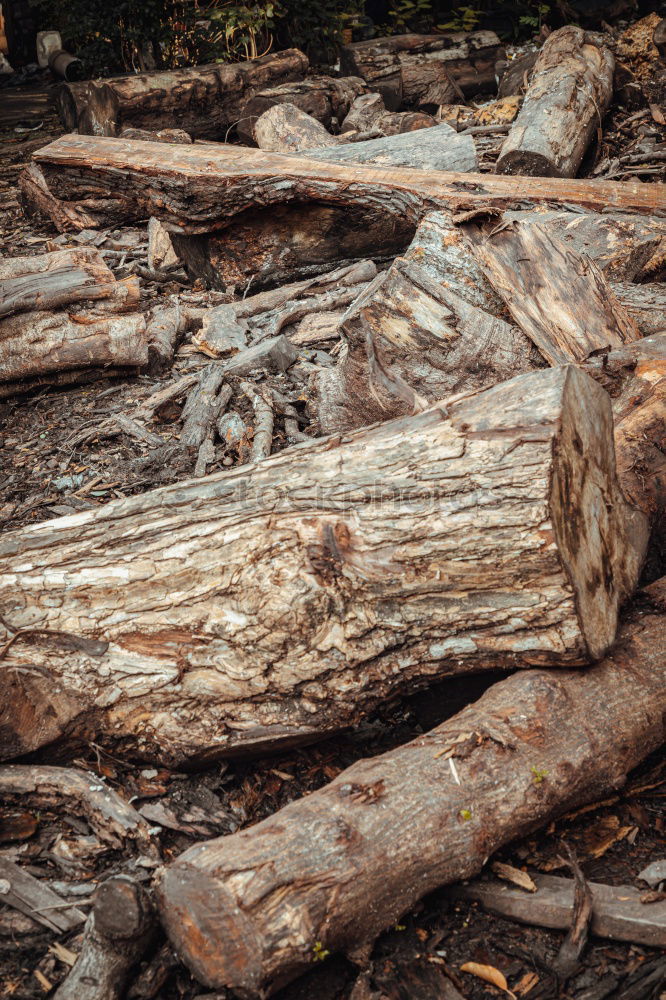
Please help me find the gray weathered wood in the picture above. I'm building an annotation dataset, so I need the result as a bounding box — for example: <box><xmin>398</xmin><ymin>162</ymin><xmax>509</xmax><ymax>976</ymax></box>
<box><xmin>496</xmin><ymin>26</ymin><xmax>614</xmax><ymax>177</ymax></box>
<box><xmin>0</xmin><ymin>368</ymin><xmax>647</xmax><ymax>765</ymax></box>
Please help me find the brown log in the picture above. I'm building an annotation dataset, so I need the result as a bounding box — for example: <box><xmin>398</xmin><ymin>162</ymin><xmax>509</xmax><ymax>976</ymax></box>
<box><xmin>400</xmin><ymin>61</ymin><xmax>458</xmax><ymax>109</ymax></box>
<box><xmin>0</xmin><ymin>368</ymin><xmax>647</xmax><ymax>765</ymax></box>
<box><xmin>235</xmin><ymin>75</ymin><xmax>366</xmax><ymax>145</ymax></box>
<box><xmin>155</xmin><ymin>579</ymin><xmax>666</xmax><ymax>996</ymax></box>
<box><xmin>0</xmin><ymin>248</ymin><xmax>131</xmax><ymax>320</ymax></box>
<box><xmin>22</xmin><ymin>136</ymin><xmax>664</xmax><ymax>242</ymax></box>
<box><xmin>55</xmin><ymin>49</ymin><xmax>309</xmax><ymax>139</ymax></box>
<box><xmin>0</xmin><ymin>297</ymin><xmax>149</xmax><ymax>397</ymax></box>
<box><xmin>340</xmin><ymin>31</ymin><xmax>505</xmax><ymax>108</ymax></box>
<box><xmin>496</xmin><ymin>27</ymin><xmax>614</xmax><ymax>177</ymax></box>
<box><xmin>496</xmin><ymin>50</ymin><xmax>539</xmax><ymax>97</ymax></box>
<box><xmin>611</xmin><ymin>282</ymin><xmax>666</xmax><ymax>337</ymax></box>
<box><xmin>54</xmin><ymin>877</ymin><xmax>156</xmax><ymax>1000</ymax></box>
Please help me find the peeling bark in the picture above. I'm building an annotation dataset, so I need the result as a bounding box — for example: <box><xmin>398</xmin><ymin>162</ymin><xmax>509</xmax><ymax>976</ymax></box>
<box><xmin>496</xmin><ymin>27</ymin><xmax>614</xmax><ymax>177</ymax></box>
<box><xmin>155</xmin><ymin>580</ymin><xmax>666</xmax><ymax>996</ymax></box>
<box><xmin>0</xmin><ymin>368</ymin><xmax>646</xmax><ymax>764</ymax></box>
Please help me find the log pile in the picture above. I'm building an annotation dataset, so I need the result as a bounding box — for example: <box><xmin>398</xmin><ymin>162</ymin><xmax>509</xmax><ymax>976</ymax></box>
<box><xmin>1</xmin><ymin>16</ymin><xmax>665</xmax><ymax>1000</ymax></box>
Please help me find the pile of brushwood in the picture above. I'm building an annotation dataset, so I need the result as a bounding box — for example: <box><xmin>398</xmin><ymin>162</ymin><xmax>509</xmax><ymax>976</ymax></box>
<box><xmin>0</xmin><ymin>12</ymin><xmax>665</xmax><ymax>1000</ymax></box>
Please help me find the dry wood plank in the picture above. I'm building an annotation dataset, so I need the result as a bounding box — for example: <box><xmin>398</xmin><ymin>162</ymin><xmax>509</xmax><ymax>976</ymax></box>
<box><xmin>0</xmin><ymin>860</ymin><xmax>85</xmax><ymax>933</ymax></box>
<box><xmin>0</xmin><ymin>368</ymin><xmax>647</xmax><ymax>765</ymax></box>
<box><xmin>22</xmin><ymin>136</ymin><xmax>665</xmax><ymax>240</ymax></box>
<box><xmin>450</xmin><ymin>875</ymin><xmax>666</xmax><ymax>948</ymax></box>
<box><xmin>496</xmin><ymin>27</ymin><xmax>614</xmax><ymax>177</ymax></box>
<box><xmin>155</xmin><ymin>579</ymin><xmax>666</xmax><ymax>996</ymax></box>
<box><xmin>55</xmin><ymin>49</ymin><xmax>309</xmax><ymax>138</ymax></box>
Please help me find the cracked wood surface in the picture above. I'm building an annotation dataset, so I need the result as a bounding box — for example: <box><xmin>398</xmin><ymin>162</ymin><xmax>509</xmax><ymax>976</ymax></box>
<box><xmin>156</xmin><ymin>580</ymin><xmax>666</xmax><ymax>996</ymax></box>
<box><xmin>22</xmin><ymin>136</ymin><xmax>665</xmax><ymax>236</ymax></box>
<box><xmin>496</xmin><ymin>26</ymin><xmax>614</xmax><ymax>177</ymax></box>
<box><xmin>0</xmin><ymin>368</ymin><xmax>646</xmax><ymax>764</ymax></box>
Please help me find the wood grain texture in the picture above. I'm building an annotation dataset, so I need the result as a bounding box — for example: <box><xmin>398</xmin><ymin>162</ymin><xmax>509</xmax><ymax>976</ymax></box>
<box><xmin>22</xmin><ymin>136</ymin><xmax>665</xmax><ymax>236</ymax></box>
<box><xmin>0</xmin><ymin>368</ymin><xmax>646</xmax><ymax>764</ymax></box>
<box><xmin>155</xmin><ymin>580</ymin><xmax>666</xmax><ymax>996</ymax></box>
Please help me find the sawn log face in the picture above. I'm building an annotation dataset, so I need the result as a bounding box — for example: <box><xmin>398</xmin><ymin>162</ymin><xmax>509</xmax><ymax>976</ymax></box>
<box><xmin>0</xmin><ymin>369</ymin><xmax>646</xmax><ymax>764</ymax></box>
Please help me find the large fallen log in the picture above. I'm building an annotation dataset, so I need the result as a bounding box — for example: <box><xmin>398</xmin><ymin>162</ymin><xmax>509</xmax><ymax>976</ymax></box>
<box><xmin>340</xmin><ymin>31</ymin><xmax>505</xmax><ymax>107</ymax></box>
<box><xmin>155</xmin><ymin>579</ymin><xmax>666</xmax><ymax>996</ymax></box>
<box><xmin>21</xmin><ymin>136</ymin><xmax>663</xmax><ymax>239</ymax></box>
<box><xmin>496</xmin><ymin>27</ymin><xmax>614</xmax><ymax>177</ymax></box>
<box><xmin>0</xmin><ymin>368</ymin><xmax>647</xmax><ymax>764</ymax></box>
<box><xmin>235</xmin><ymin>76</ymin><xmax>366</xmax><ymax>146</ymax></box>
<box><xmin>55</xmin><ymin>48</ymin><xmax>309</xmax><ymax>139</ymax></box>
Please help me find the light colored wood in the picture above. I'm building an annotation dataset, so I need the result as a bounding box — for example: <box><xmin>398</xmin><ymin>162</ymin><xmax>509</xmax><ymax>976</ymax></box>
<box><xmin>0</xmin><ymin>368</ymin><xmax>647</xmax><ymax>765</ymax></box>
<box><xmin>155</xmin><ymin>580</ymin><xmax>666</xmax><ymax>996</ymax></box>
<box><xmin>23</xmin><ymin>135</ymin><xmax>665</xmax><ymax>237</ymax></box>
<box><xmin>254</xmin><ymin>103</ymin><xmax>340</xmax><ymax>152</ymax></box>
<box><xmin>0</xmin><ymin>248</ymin><xmax>129</xmax><ymax>319</ymax></box>
<box><xmin>496</xmin><ymin>26</ymin><xmax>614</xmax><ymax>177</ymax></box>
<box><xmin>236</xmin><ymin>75</ymin><xmax>366</xmax><ymax>145</ymax></box>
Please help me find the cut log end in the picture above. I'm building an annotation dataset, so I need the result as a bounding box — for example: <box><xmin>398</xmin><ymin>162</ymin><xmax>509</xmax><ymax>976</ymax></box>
<box><xmin>495</xmin><ymin>150</ymin><xmax>566</xmax><ymax>178</ymax></box>
<box><xmin>549</xmin><ymin>367</ymin><xmax>648</xmax><ymax>660</ymax></box>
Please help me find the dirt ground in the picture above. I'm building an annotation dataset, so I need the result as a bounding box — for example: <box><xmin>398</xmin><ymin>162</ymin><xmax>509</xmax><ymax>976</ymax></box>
<box><xmin>1</xmin><ymin>24</ymin><xmax>665</xmax><ymax>1000</ymax></box>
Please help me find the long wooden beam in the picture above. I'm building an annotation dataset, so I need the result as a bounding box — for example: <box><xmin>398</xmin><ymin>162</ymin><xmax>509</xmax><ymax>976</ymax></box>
<box><xmin>24</xmin><ymin>135</ymin><xmax>665</xmax><ymax>234</ymax></box>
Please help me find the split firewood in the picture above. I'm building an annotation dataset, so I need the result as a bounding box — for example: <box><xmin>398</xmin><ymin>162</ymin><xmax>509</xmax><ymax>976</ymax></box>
<box><xmin>22</xmin><ymin>138</ymin><xmax>662</xmax><ymax>244</ymax></box>
<box><xmin>340</xmin><ymin>31</ymin><xmax>505</xmax><ymax>108</ymax></box>
<box><xmin>0</xmin><ymin>248</ymin><xmax>133</xmax><ymax>319</ymax></box>
<box><xmin>191</xmin><ymin>305</ymin><xmax>249</xmax><ymax>358</ymax></box>
<box><xmin>496</xmin><ymin>27</ymin><xmax>614</xmax><ymax>177</ymax></box>
<box><xmin>466</xmin><ymin>218</ymin><xmax>640</xmax><ymax>364</ymax></box>
<box><xmin>450</xmin><ymin>873</ymin><xmax>666</xmax><ymax>949</ymax></box>
<box><xmin>54</xmin><ymin>877</ymin><xmax>156</xmax><ymax>1000</ymax></box>
<box><xmin>0</xmin><ymin>765</ymin><xmax>153</xmax><ymax>851</ymax></box>
<box><xmin>155</xmin><ymin>579</ymin><xmax>666</xmax><ymax>996</ymax></box>
<box><xmin>55</xmin><ymin>48</ymin><xmax>309</xmax><ymax>138</ymax></box>
<box><xmin>147</xmin><ymin>217</ymin><xmax>179</xmax><ymax>272</ymax></box>
<box><xmin>236</xmin><ymin>76</ymin><xmax>366</xmax><ymax>146</ymax></box>
<box><xmin>0</xmin><ymin>368</ymin><xmax>647</xmax><ymax>764</ymax></box>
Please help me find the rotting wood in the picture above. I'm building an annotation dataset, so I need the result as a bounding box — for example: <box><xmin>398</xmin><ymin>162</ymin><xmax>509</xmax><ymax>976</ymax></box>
<box><xmin>154</xmin><ymin>579</ymin><xmax>666</xmax><ymax>996</ymax></box>
<box><xmin>0</xmin><ymin>860</ymin><xmax>85</xmax><ymax>933</ymax></box>
<box><xmin>496</xmin><ymin>26</ymin><xmax>614</xmax><ymax>177</ymax></box>
<box><xmin>236</xmin><ymin>76</ymin><xmax>366</xmax><ymax>145</ymax></box>
<box><xmin>55</xmin><ymin>48</ymin><xmax>309</xmax><ymax>138</ymax></box>
<box><xmin>450</xmin><ymin>874</ymin><xmax>666</xmax><ymax>949</ymax></box>
<box><xmin>611</xmin><ymin>282</ymin><xmax>666</xmax><ymax>337</ymax></box>
<box><xmin>54</xmin><ymin>877</ymin><xmax>156</xmax><ymax>1000</ymax></box>
<box><xmin>0</xmin><ymin>368</ymin><xmax>647</xmax><ymax>764</ymax></box>
<box><xmin>0</xmin><ymin>765</ymin><xmax>153</xmax><ymax>851</ymax></box>
<box><xmin>22</xmin><ymin>136</ymin><xmax>665</xmax><ymax>241</ymax></box>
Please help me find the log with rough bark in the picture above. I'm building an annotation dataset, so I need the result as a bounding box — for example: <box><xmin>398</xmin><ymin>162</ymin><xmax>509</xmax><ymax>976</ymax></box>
<box><xmin>55</xmin><ymin>877</ymin><xmax>156</xmax><ymax>1000</ymax></box>
<box><xmin>611</xmin><ymin>282</ymin><xmax>666</xmax><ymax>337</ymax></box>
<box><xmin>340</xmin><ymin>31</ymin><xmax>505</xmax><ymax>108</ymax></box>
<box><xmin>55</xmin><ymin>49</ymin><xmax>309</xmax><ymax>139</ymax></box>
<box><xmin>235</xmin><ymin>76</ymin><xmax>366</xmax><ymax>145</ymax></box>
<box><xmin>0</xmin><ymin>368</ymin><xmax>647</xmax><ymax>765</ymax></box>
<box><xmin>0</xmin><ymin>248</ymin><xmax>132</xmax><ymax>319</ymax></box>
<box><xmin>22</xmin><ymin>136</ymin><xmax>663</xmax><ymax>242</ymax></box>
<box><xmin>253</xmin><ymin>103</ymin><xmax>340</xmax><ymax>152</ymax></box>
<box><xmin>496</xmin><ymin>27</ymin><xmax>614</xmax><ymax>177</ymax></box>
<box><xmin>155</xmin><ymin>579</ymin><xmax>666</xmax><ymax>996</ymax></box>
